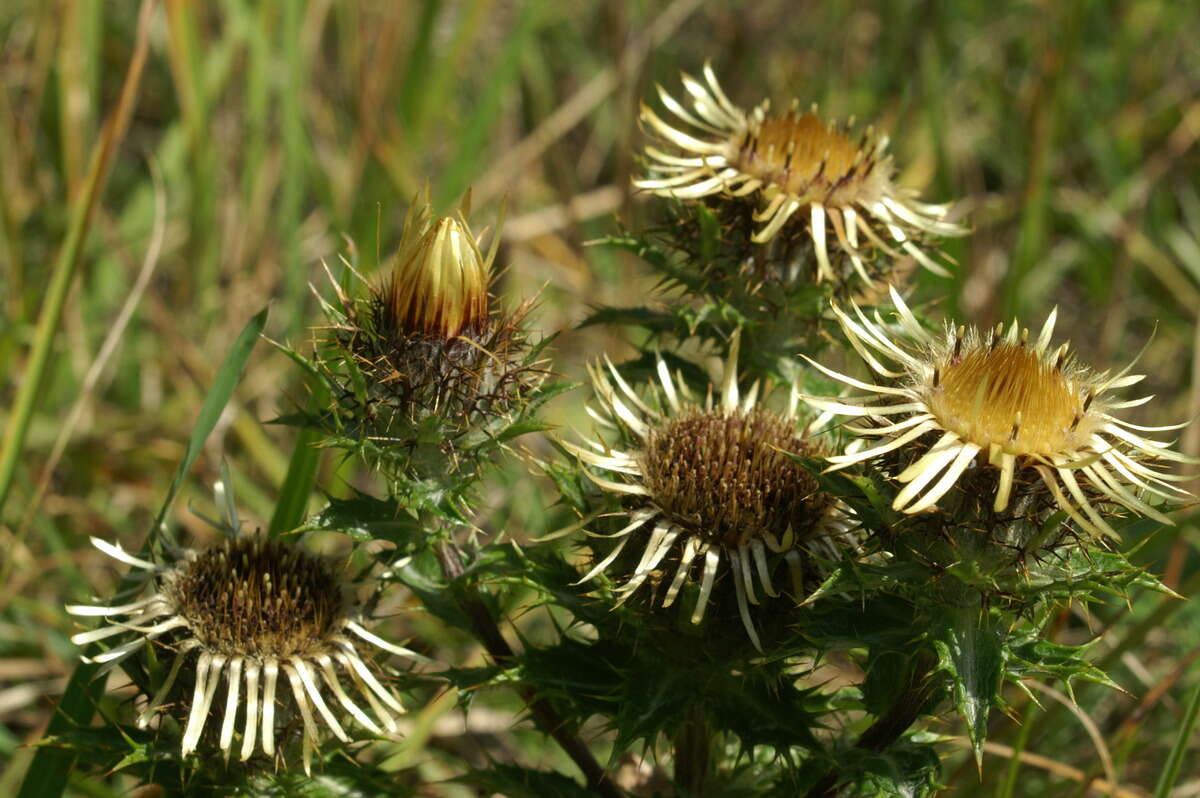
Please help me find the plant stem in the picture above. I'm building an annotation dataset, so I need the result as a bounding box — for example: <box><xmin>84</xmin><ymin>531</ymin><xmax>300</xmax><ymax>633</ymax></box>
<box><xmin>673</xmin><ymin>704</ymin><xmax>712</xmax><ymax>795</ymax></box>
<box><xmin>432</xmin><ymin>540</ymin><xmax>625</xmax><ymax>798</ymax></box>
<box><xmin>804</xmin><ymin>651</ymin><xmax>939</xmax><ymax>798</ymax></box>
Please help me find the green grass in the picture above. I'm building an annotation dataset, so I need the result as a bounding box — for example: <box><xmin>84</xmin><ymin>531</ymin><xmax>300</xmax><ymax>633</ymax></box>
<box><xmin>1</xmin><ymin>1</ymin><xmax>1198</xmax><ymax>795</ymax></box>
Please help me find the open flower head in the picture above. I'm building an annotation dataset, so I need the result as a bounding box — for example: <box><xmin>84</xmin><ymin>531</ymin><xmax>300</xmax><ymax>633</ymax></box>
<box><xmin>804</xmin><ymin>288</ymin><xmax>1192</xmax><ymax>538</ymax></box>
<box><xmin>635</xmin><ymin>64</ymin><xmax>965</xmax><ymax>284</ymax></box>
<box><xmin>565</xmin><ymin>335</ymin><xmax>845</xmax><ymax>651</ymax></box>
<box><xmin>67</xmin><ymin>532</ymin><xmax>424</xmax><ymax>774</ymax></box>
<box><xmin>317</xmin><ymin>191</ymin><xmax>542</xmax><ymax>449</ymax></box>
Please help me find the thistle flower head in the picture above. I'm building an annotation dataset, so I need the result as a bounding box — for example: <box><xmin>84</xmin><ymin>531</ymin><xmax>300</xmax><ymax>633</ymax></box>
<box><xmin>67</xmin><ymin>532</ymin><xmax>423</xmax><ymax>774</ymax></box>
<box><xmin>805</xmin><ymin>288</ymin><xmax>1193</xmax><ymax>539</ymax></box>
<box><xmin>635</xmin><ymin>63</ymin><xmax>965</xmax><ymax>284</ymax></box>
<box><xmin>565</xmin><ymin>335</ymin><xmax>843</xmax><ymax>651</ymax></box>
<box><xmin>318</xmin><ymin>191</ymin><xmax>543</xmax><ymax>456</ymax></box>
<box><xmin>377</xmin><ymin>197</ymin><xmax>493</xmax><ymax>340</ymax></box>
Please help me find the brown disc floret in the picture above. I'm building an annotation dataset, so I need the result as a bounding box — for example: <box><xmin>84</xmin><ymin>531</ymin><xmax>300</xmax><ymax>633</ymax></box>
<box><xmin>640</xmin><ymin>406</ymin><xmax>829</xmax><ymax>548</ymax></box>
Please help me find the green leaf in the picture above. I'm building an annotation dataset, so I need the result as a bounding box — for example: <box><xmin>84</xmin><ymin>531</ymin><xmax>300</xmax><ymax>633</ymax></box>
<box><xmin>831</xmin><ymin>738</ymin><xmax>943</xmax><ymax>798</ymax></box>
<box><xmin>605</xmin><ymin>349</ymin><xmax>711</xmax><ymax>396</ymax></box>
<box><xmin>307</xmin><ymin>492</ymin><xmax>427</xmax><ymax>548</ymax></box>
<box><xmin>541</xmin><ymin>452</ymin><xmax>591</xmax><ymax>513</ymax></box>
<box><xmin>1006</xmin><ymin>636</ymin><xmax>1122</xmax><ymax>698</ymax></box>
<box><xmin>789</xmin><ymin>454</ymin><xmax>899</xmax><ymax>531</ymax></box>
<box><xmin>19</xmin><ymin>307</ymin><xmax>268</xmax><ymax>798</ymax></box>
<box><xmin>396</xmin><ymin>547</ymin><xmax>475</xmax><ymax>633</ymax></box>
<box><xmin>1020</xmin><ymin>546</ymin><xmax>1175</xmax><ymax>602</ymax></box>
<box><xmin>798</xmin><ymin>593</ymin><xmax>918</xmax><ymax>651</ymax></box>
<box><xmin>697</xmin><ymin>203</ymin><xmax>720</xmax><ymax>262</ymax></box>
<box><xmin>268</xmin><ymin>337</ymin><xmax>333</xmax><ymax>535</ymax></box>
<box><xmin>154</xmin><ymin>306</ymin><xmax>269</xmax><ymax>530</ymax></box>
<box><xmin>589</xmin><ymin>233</ymin><xmax>673</xmax><ymax>271</ymax></box>
<box><xmin>241</xmin><ymin>759</ymin><xmax>419</xmax><ymax>797</ymax></box>
<box><xmin>931</xmin><ymin>602</ymin><xmax>1005</xmax><ymax>765</ymax></box>
<box><xmin>512</xmin><ymin>624</ymin><xmax>826</xmax><ymax>757</ymax></box>
<box><xmin>577</xmin><ymin>304</ymin><xmax>681</xmax><ymax>332</ymax></box>
<box><xmin>267</xmin><ymin>424</ymin><xmax>322</xmax><ymax>535</ymax></box>
<box><xmin>862</xmin><ymin>650</ymin><xmax>921</xmax><ymax>717</ymax></box>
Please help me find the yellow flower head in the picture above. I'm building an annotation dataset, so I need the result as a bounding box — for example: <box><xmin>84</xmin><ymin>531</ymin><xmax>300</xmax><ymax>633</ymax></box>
<box><xmin>804</xmin><ymin>288</ymin><xmax>1192</xmax><ymax>538</ymax></box>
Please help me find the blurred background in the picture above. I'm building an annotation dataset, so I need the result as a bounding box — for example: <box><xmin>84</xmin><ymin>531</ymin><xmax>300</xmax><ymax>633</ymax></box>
<box><xmin>1</xmin><ymin>1</ymin><xmax>1199</xmax><ymax>795</ymax></box>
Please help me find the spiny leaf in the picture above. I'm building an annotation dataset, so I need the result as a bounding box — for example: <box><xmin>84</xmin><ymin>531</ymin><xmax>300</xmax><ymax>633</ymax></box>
<box><xmin>931</xmin><ymin>602</ymin><xmax>1005</xmax><ymax>767</ymax></box>
<box><xmin>1006</xmin><ymin>636</ymin><xmax>1124</xmax><ymax>696</ymax></box>
<box><xmin>836</xmin><ymin>739</ymin><xmax>943</xmax><ymax>798</ymax></box>
<box><xmin>578</xmin><ymin>304</ymin><xmax>683</xmax><ymax>333</ymax></box>
<box><xmin>306</xmin><ymin>492</ymin><xmax>426</xmax><ymax>547</ymax></box>
<box><xmin>588</xmin><ymin>233</ymin><xmax>673</xmax><ymax>271</ymax></box>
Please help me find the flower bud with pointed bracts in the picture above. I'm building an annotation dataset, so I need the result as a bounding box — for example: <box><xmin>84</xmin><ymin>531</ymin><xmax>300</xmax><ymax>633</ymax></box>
<box><xmin>317</xmin><ymin>191</ymin><xmax>546</xmax><ymax>467</ymax></box>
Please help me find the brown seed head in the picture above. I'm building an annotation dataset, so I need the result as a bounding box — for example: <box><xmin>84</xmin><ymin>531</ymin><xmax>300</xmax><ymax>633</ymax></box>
<box><xmin>165</xmin><ymin>536</ymin><xmax>344</xmax><ymax>659</ymax></box>
<box><xmin>640</xmin><ymin>406</ymin><xmax>829</xmax><ymax>548</ymax></box>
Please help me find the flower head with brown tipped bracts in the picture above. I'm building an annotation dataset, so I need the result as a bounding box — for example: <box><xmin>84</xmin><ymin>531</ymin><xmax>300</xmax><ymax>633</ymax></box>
<box><xmin>565</xmin><ymin>335</ymin><xmax>846</xmax><ymax>651</ymax></box>
<box><xmin>317</xmin><ymin>191</ymin><xmax>544</xmax><ymax>458</ymax></box>
<box><xmin>375</xmin><ymin>194</ymin><xmax>492</xmax><ymax>342</ymax></box>
<box><xmin>804</xmin><ymin>288</ymin><xmax>1192</xmax><ymax>538</ymax></box>
<box><xmin>635</xmin><ymin>64</ymin><xmax>965</xmax><ymax>284</ymax></box>
<box><xmin>67</xmin><ymin>533</ymin><xmax>424</xmax><ymax>774</ymax></box>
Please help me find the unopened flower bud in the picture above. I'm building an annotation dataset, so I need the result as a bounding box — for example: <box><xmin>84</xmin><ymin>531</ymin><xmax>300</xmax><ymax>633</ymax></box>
<box><xmin>379</xmin><ymin>206</ymin><xmax>492</xmax><ymax>341</ymax></box>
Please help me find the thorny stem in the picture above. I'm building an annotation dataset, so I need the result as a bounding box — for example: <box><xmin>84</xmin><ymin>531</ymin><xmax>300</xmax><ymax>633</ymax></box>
<box><xmin>804</xmin><ymin>651</ymin><xmax>940</xmax><ymax>798</ymax></box>
<box><xmin>433</xmin><ymin>540</ymin><xmax>625</xmax><ymax>798</ymax></box>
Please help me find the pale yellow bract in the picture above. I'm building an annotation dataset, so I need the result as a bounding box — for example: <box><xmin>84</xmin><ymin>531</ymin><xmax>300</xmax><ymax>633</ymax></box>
<box><xmin>379</xmin><ymin>192</ymin><xmax>497</xmax><ymax>340</ymax></box>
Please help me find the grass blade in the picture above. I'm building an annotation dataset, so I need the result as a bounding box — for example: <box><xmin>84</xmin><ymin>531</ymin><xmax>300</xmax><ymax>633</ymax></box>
<box><xmin>1153</xmin><ymin>679</ymin><xmax>1200</xmax><ymax>798</ymax></box>
<box><xmin>397</xmin><ymin>0</ymin><xmax>442</xmax><ymax>132</ymax></box>
<box><xmin>268</xmin><ymin>424</ymin><xmax>324</xmax><ymax>536</ymax></box>
<box><xmin>152</xmin><ymin>307</ymin><xmax>269</xmax><ymax>530</ymax></box>
<box><xmin>434</xmin><ymin>1</ymin><xmax>541</xmax><ymax>209</ymax></box>
<box><xmin>0</xmin><ymin>0</ymin><xmax>156</xmax><ymax>518</ymax></box>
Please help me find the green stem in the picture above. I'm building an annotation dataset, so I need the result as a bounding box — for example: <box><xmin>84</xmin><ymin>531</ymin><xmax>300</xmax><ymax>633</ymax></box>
<box><xmin>996</xmin><ymin>701</ymin><xmax>1036</xmax><ymax>798</ymax></box>
<box><xmin>804</xmin><ymin>650</ymin><xmax>939</xmax><ymax>798</ymax></box>
<box><xmin>433</xmin><ymin>540</ymin><xmax>625</xmax><ymax>798</ymax></box>
<box><xmin>673</xmin><ymin>705</ymin><xmax>713</xmax><ymax>795</ymax></box>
